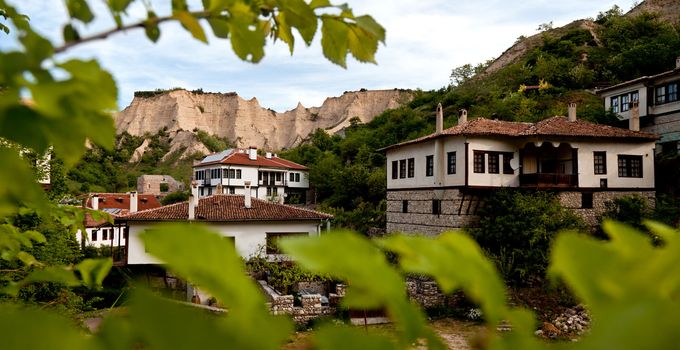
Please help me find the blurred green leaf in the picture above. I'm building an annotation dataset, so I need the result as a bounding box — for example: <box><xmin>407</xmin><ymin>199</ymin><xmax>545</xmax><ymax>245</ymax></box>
<box><xmin>0</xmin><ymin>304</ymin><xmax>91</xmax><ymax>349</ymax></box>
<box><xmin>76</xmin><ymin>258</ymin><xmax>113</xmax><ymax>289</ymax></box>
<box><xmin>140</xmin><ymin>224</ymin><xmax>293</xmax><ymax>349</ymax></box>
<box><xmin>107</xmin><ymin>0</ymin><xmax>133</xmax><ymax>12</ymax></box>
<box><xmin>274</xmin><ymin>12</ymin><xmax>294</xmax><ymax>54</ymax></box>
<box><xmin>63</xmin><ymin>24</ymin><xmax>80</xmax><ymax>42</ymax></box>
<box><xmin>2</xmin><ymin>266</ymin><xmax>80</xmax><ymax>296</ymax></box>
<box><xmin>278</xmin><ymin>0</ymin><xmax>316</xmax><ymax>45</ymax></box>
<box><xmin>144</xmin><ymin>11</ymin><xmax>160</xmax><ymax>42</ymax></box>
<box><xmin>347</xmin><ymin>23</ymin><xmax>378</xmax><ymax>63</ymax></box>
<box><xmin>66</xmin><ymin>0</ymin><xmax>94</xmax><ymax>23</ymax></box>
<box><xmin>0</xmin><ymin>150</ymin><xmax>48</xmax><ymax>216</ymax></box>
<box><xmin>175</xmin><ymin>11</ymin><xmax>208</xmax><ymax>43</ymax></box>
<box><xmin>320</xmin><ymin>16</ymin><xmax>349</xmax><ymax>68</ymax></box>
<box><xmin>207</xmin><ymin>17</ymin><xmax>230</xmax><ymax>39</ymax></box>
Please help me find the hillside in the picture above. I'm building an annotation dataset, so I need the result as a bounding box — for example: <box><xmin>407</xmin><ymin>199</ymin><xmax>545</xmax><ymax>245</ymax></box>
<box><xmin>114</xmin><ymin>88</ymin><xmax>412</xmax><ymax>159</ymax></box>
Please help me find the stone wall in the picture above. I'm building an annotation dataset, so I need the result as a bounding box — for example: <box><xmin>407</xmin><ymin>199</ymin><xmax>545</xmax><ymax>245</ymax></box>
<box><xmin>405</xmin><ymin>279</ymin><xmax>463</xmax><ymax>309</ymax></box>
<box><xmin>386</xmin><ymin>189</ymin><xmax>481</xmax><ymax>235</ymax></box>
<box><xmin>557</xmin><ymin>190</ymin><xmax>656</xmax><ymax>226</ymax></box>
<box><xmin>388</xmin><ymin>188</ymin><xmax>656</xmax><ymax>233</ymax></box>
<box><xmin>263</xmin><ymin>282</ymin><xmax>345</xmax><ymax>324</ymax></box>
<box><xmin>137</xmin><ymin>175</ymin><xmax>184</xmax><ymax>195</ymax></box>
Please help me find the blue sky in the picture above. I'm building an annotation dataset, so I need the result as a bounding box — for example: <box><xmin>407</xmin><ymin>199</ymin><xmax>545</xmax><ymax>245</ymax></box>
<box><xmin>7</xmin><ymin>1</ymin><xmax>636</xmax><ymax>112</ymax></box>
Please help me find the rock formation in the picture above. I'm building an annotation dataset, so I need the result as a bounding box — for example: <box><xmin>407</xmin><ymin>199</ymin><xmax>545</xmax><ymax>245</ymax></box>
<box><xmin>114</xmin><ymin>89</ymin><xmax>412</xmax><ymax>160</ymax></box>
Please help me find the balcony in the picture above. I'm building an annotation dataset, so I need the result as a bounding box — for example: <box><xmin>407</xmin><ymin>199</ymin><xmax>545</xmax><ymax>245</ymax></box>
<box><xmin>520</xmin><ymin>173</ymin><xmax>577</xmax><ymax>188</ymax></box>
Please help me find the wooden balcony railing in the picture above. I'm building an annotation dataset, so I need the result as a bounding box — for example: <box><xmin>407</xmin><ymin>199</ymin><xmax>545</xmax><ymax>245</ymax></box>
<box><xmin>520</xmin><ymin>173</ymin><xmax>577</xmax><ymax>187</ymax></box>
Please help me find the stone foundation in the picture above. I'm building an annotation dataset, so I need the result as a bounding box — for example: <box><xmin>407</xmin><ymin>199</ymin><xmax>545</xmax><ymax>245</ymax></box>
<box><xmin>387</xmin><ymin>188</ymin><xmax>656</xmax><ymax>234</ymax></box>
<box><xmin>386</xmin><ymin>189</ymin><xmax>481</xmax><ymax>235</ymax></box>
<box><xmin>557</xmin><ymin>190</ymin><xmax>655</xmax><ymax>226</ymax></box>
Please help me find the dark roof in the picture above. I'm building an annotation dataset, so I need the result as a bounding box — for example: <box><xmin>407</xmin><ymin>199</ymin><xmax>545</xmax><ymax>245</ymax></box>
<box><xmin>117</xmin><ymin>195</ymin><xmax>332</xmax><ymax>222</ymax></box>
<box><xmin>380</xmin><ymin>116</ymin><xmax>658</xmax><ymax>151</ymax></box>
<box><xmin>195</xmin><ymin>149</ymin><xmax>307</xmax><ymax>170</ymax></box>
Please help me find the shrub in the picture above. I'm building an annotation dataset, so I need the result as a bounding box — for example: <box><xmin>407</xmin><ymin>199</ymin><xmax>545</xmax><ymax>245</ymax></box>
<box><xmin>468</xmin><ymin>189</ymin><xmax>585</xmax><ymax>285</ymax></box>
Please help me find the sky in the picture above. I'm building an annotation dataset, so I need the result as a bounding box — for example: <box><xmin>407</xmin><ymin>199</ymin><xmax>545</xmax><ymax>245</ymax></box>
<box><xmin>6</xmin><ymin>0</ymin><xmax>638</xmax><ymax>112</ymax></box>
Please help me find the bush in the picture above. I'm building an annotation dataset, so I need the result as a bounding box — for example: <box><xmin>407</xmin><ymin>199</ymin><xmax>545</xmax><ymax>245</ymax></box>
<box><xmin>468</xmin><ymin>189</ymin><xmax>585</xmax><ymax>285</ymax></box>
<box><xmin>161</xmin><ymin>191</ymin><xmax>190</xmax><ymax>205</ymax></box>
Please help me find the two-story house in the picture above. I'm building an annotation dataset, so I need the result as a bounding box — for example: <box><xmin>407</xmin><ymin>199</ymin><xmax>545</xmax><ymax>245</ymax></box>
<box><xmin>596</xmin><ymin>58</ymin><xmax>680</xmax><ymax>154</ymax></box>
<box><xmin>192</xmin><ymin>147</ymin><xmax>309</xmax><ymax>203</ymax></box>
<box><xmin>381</xmin><ymin>104</ymin><xmax>658</xmax><ymax>235</ymax></box>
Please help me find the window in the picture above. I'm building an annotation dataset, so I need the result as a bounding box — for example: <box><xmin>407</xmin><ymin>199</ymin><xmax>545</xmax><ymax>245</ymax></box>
<box><xmin>266</xmin><ymin>187</ymin><xmax>272</xmax><ymax>196</ymax></box>
<box><xmin>502</xmin><ymin>152</ymin><xmax>514</xmax><ymax>174</ymax></box>
<box><xmin>621</xmin><ymin>94</ymin><xmax>630</xmax><ymax>112</ymax></box>
<box><xmin>600</xmin><ymin>178</ymin><xmax>608</xmax><ymax>188</ymax></box>
<box><xmin>618</xmin><ymin>155</ymin><xmax>643</xmax><ymax>178</ymax></box>
<box><xmin>432</xmin><ymin>200</ymin><xmax>441</xmax><ymax>215</ymax></box>
<box><xmin>632</xmin><ymin>91</ymin><xmax>639</xmax><ymax>103</ymax></box>
<box><xmin>258</xmin><ymin>172</ymin><xmax>262</xmax><ymax>181</ymax></box>
<box><xmin>273</xmin><ymin>187</ymin><xmax>278</xmax><ymax>196</ymax></box>
<box><xmin>229</xmin><ymin>187</ymin><xmax>235</xmax><ymax>194</ymax></box>
<box><xmin>295</xmin><ymin>173</ymin><xmax>300</xmax><ymax>182</ymax></box>
<box><xmin>229</xmin><ymin>169</ymin><xmax>236</xmax><ymax>179</ymax></box>
<box><xmin>488</xmin><ymin>152</ymin><xmax>499</xmax><ymax>174</ymax></box>
<box><xmin>266</xmin><ymin>232</ymin><xmax>307</xmax><ymax>254</ymax></box>
<box><xmin>611</xmin><ymin>96</ymin><xmax>619</xmax><ymax>113</ymax></box>
<box><xmin>102</xmin><ymin>229</ymin><xmax>108</xmax><ymax>241</ymax></box>
<box><xmin>447</xmin><ymin>152</ymin><xmax>456</xmax><ymax>174</ymax></box>
<box><xmin>594</xmin><ymin>152</ymin><xmax>607</xmax><ymax>174</ymax></box>
<box><xmin>473</xmin><ymin>151</ymin><xmax>485</xmax><ymax>173</ymax></box>
<box><xmin>223</xmin><ymin>169</ymin><xmax>229</xmax><ymax>178</ymax></box>
<box><xmin>656</xmin><ymin>85</ymin><xmax>667</xmax><ymax>104</ymax></box>
<box><xmin>582</xmin><ymin>193</ymin><xmax>593</xmax><ymax>209</ymax></box>
<box><xmin>391</xmin><ymin>161</ymin><xmax>398</xmax><ymax>179</ymax></box>
<box><xmin>276</xmin><ymin>173</ymin><xmax>282</xmax><ymax>182</ymax></box>
<box><xmin>402</xmin><ymin>200</ymin><xmax>408</xmax><ymax>213</ymax></box>
<box><xmin>670</xmin><ymin>83</ymin><xmax>678</xmax><ymax>102</ymax></box>
<box><xmin>236</xmin><ymin>169</ymin><xmax>241</xmax><ymax>179</ymax></box>
<box><xmin>200</xmin><ymin>187</ymin><xmax>204</xmax><ymax>196</ymax></box>
<box><xmin>160</xmin><ymin>183</ymin><xmax>169</xmax><ymax>192</ymax></box>
<box><xmin>399</xmin><ymin>159</ymin><xmax>406</xmax><ymax>179</ymax></box>
<box><xmin>91</xmin><ymin>230</ymin><xmax>98</xmax><ymax>242</ymax></box>
<box><xmin>426</xmin><ymin>155</ymin><xmax>434</xmax><ymax>177</ymax></box>
<box><xmin>290</xmin><ymin>173</ymin><xmax>295</xmax><ymax>182</ymax></box>
<box><xmin>407</xmin><ymin>158</ymin><xmax>415</xmax><ymax>178</ymax></box>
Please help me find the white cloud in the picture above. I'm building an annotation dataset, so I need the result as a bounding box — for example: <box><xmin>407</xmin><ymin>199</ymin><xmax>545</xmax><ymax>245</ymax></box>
<box><xmin>5</xmin><ymin>0</ymin><xmax>637</xmax><ymax>111</ymax></box>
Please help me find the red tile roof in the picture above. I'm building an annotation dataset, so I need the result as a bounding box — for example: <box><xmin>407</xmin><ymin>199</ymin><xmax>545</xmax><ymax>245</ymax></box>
<box><xmin>380</xmin><ymin>116</ymin><xmax>658</xmax><ymax>151</ymax></box>
<box><xmin>117</xmin><ymin>195</ymin><xmax>332</xmax><ymax>222</ymax></box>
<box><xmin>196</xmin><ymin>150</ymin><xmax>307</xmax><ymax>170</ymax></box>
<box><xmin>85</xmin><ymin>193</ymin><xmax>162</xmax><ymax>212</ymax></box>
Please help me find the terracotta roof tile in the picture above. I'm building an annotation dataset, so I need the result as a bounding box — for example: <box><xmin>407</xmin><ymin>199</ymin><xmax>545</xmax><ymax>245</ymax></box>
<box><xmin>196</xmin><ymin>150</ymin><xmax>307</xmax><ymax>170</ymax></box>
<box><xmin>380</xmin><ymin>116</ymin><xmax>658</xmax><ymax>151</ymax></box>
<box><xmin>117</xmin><ymin>195</ymin><xmax>332</xmax><ymax>222</ymax></box>
<box><xmin>86</xmin><ymin>193</ymin><xmax>162</xmax><ymax>211</ymax></box>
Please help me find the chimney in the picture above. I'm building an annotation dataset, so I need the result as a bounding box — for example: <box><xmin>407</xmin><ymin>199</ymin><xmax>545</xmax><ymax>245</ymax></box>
<box><xmin>216</xmin><ymin>182</ymin><xmax>223</xmax><ymax>195</ymax></box>
<box><xmin>248</xmin><ymin>147</ymin><xmax>257</xmax><ymax>161</ymax></box>
<box><xmin>630</xmin><ymin>101</ymin><xmax>640</xmax><ymax>131</ymax></box>
<box><xmin>265</xmin><ymin>152</ymin><xmax>272</xmax><ymax>159</ymax></box>
<box><xmin>568</xmin><ymin>102</ymin><xmax>577</xmax><ymax>122</ymax></box>
<box><xmin>129</xmin><ymin>191</ymin><xmax>138</xmax><ymax>213</ymax></box>
<box><xmin>244</xmin><ymin>181</ymin><xmax>252</xmax><ymax>209</ymax></box>
<box><xmin>91</xmin><ymin>194</ymin><xmax>99</xmax><ymax>210</ymax></box>
<box><xmin>436</xmin><ymin>103</ymin><xmax>443</xmax><ymax>133</ymax></box>
<box><xmin>458</xmin><ymin>109</ymin><xmax>468</xmax><ymax>125</ymax></box>
<box><xmin>188</xmin><ymin>180</ymin><xmax>199</xmax><ymax>220</ymax></box>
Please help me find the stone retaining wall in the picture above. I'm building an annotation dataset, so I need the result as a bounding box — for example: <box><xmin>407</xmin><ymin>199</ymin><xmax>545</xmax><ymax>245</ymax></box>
<box><xmin>265</xmin><ymin>283</ymin><xmax>346</xmax><ymax>324</ymax></box>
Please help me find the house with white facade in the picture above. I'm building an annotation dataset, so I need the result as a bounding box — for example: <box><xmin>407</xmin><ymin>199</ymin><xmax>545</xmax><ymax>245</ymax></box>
<box><xmin>192</xmin><ymin>148</ymin><xmax>309</xmax><ymax>203</ymax></box>
<box><xmin>596</xmin><ymin>58</ymin><xmax>680</xmax><ymax>154</ymax></box>
<box><xmin>114</xmin><ymin>182</ymin><xmax>332</xmax><ymax>265</ymax></box>
<box><xmin>381</xmin><ymin>104</ymin><xmax>658</xmax><ymax>235</ymax></box>
<box><xmin>76</xmin><ymin>192</ymin><xmax>162</xmax><ymax>253</ymax></box>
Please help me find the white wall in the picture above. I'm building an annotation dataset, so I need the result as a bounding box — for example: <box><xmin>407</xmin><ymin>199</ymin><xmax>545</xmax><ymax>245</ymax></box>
<box><xmin>126</xmin><ymin>221</ymin><xmax>322</xmax><ymax>264</ymax></box>
<box><xmin>466</xmin><ymin>138</ymin><xmax>520</xmax><ymax>187</ymax></box>
<box><xmin>601</xmin><ymin>83</ymin><xmax>647</xmax><ymax>119</ymax></box>
<box><xmin>573</xmin><ymin>141</ymin><xmax>655</xmax><ymax>188</ymax></box>
<box><xmin>76</xmin><ymin>226</ymin><xmax>126</xmax><ymax>248</ymax></box>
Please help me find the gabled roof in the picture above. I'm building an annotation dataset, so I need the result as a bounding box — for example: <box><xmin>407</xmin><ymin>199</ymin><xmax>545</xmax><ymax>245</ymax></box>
<box><xmin>380</xmin><ymin>116</ymin><xmax>658</xmax><ymax>151</ymax></box>
<box><xmin>117</xmin><ymin>195</ymin><xmax>332</xmax><ymax>222</ymax></box>
<box><xmin>595</xmin><ymin>67</ymin><xmax>680</xmax><ymax>94</ymax></box>
<box><xmin>85</xmin><ymin>193</ymin><xmax>162</xmax><ymax>212</ymax></box>
<box><xmin>195</xmin><ymin>149</ymin><xmax>307</xmax><ymax>170</ymax></box>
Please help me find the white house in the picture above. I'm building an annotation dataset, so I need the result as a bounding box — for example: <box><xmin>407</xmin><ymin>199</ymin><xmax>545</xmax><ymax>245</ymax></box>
<box><xmin>596</xmin><ymin>58</ymin><xmax>680</xmax><ymax>154</ymax></box>
<box><xmin>75</xmin><ymin>192</ymin><xmax>162</xmax><ymax>252</ymax></box>
<box><xmin>192</xmin><ymin>148</ymin><xmax>310</xmax><ymax>203</ymax></box>
<box><xmin>114</xmin><ymin>182</ymin><xmax>333</xmax><ymax>265</ymax></box>
<box><xmin>381</xmin><ymin>104</ymin><xmax>658</xmax><ymax>235</ymax></box>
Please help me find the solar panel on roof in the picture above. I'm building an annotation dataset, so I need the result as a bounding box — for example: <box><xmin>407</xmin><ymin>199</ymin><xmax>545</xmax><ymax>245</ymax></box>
<box><xmin>201</xmin><ymin>149</ymin><xmax>234</xmax><ymax>163</ymax></box>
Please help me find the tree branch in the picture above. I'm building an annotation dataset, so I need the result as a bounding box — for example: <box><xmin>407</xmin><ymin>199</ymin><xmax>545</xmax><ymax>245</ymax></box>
<box><xmin>53</xmin><ymin>10</ymin><xmax>211</xmax><ymax>54</ymax></box>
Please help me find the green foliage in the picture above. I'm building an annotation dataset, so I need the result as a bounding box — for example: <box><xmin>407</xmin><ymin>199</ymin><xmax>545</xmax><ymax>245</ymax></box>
<box><xmin>195</xmin><ymin>130</ymin><xmax>234</xmax><ymax>153</ymax></box>
<box><xmin>600</xmin><ymin>194</ymin><xmax>651</xmax><ymax>232</ymax></box>
<box><xmin>246</xmin><ymin>255</ymin><xmax>332</xmax><ymax>295</ymax></box>
<box><xmin>161</xmin><ymin>191</ymin><xmax>189</xmax><ymax>205</ymax></box>
<box><xmin>469</xmin><ymin>189</ymin><xmax>585</xmax><ymax>284</ymax></box>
